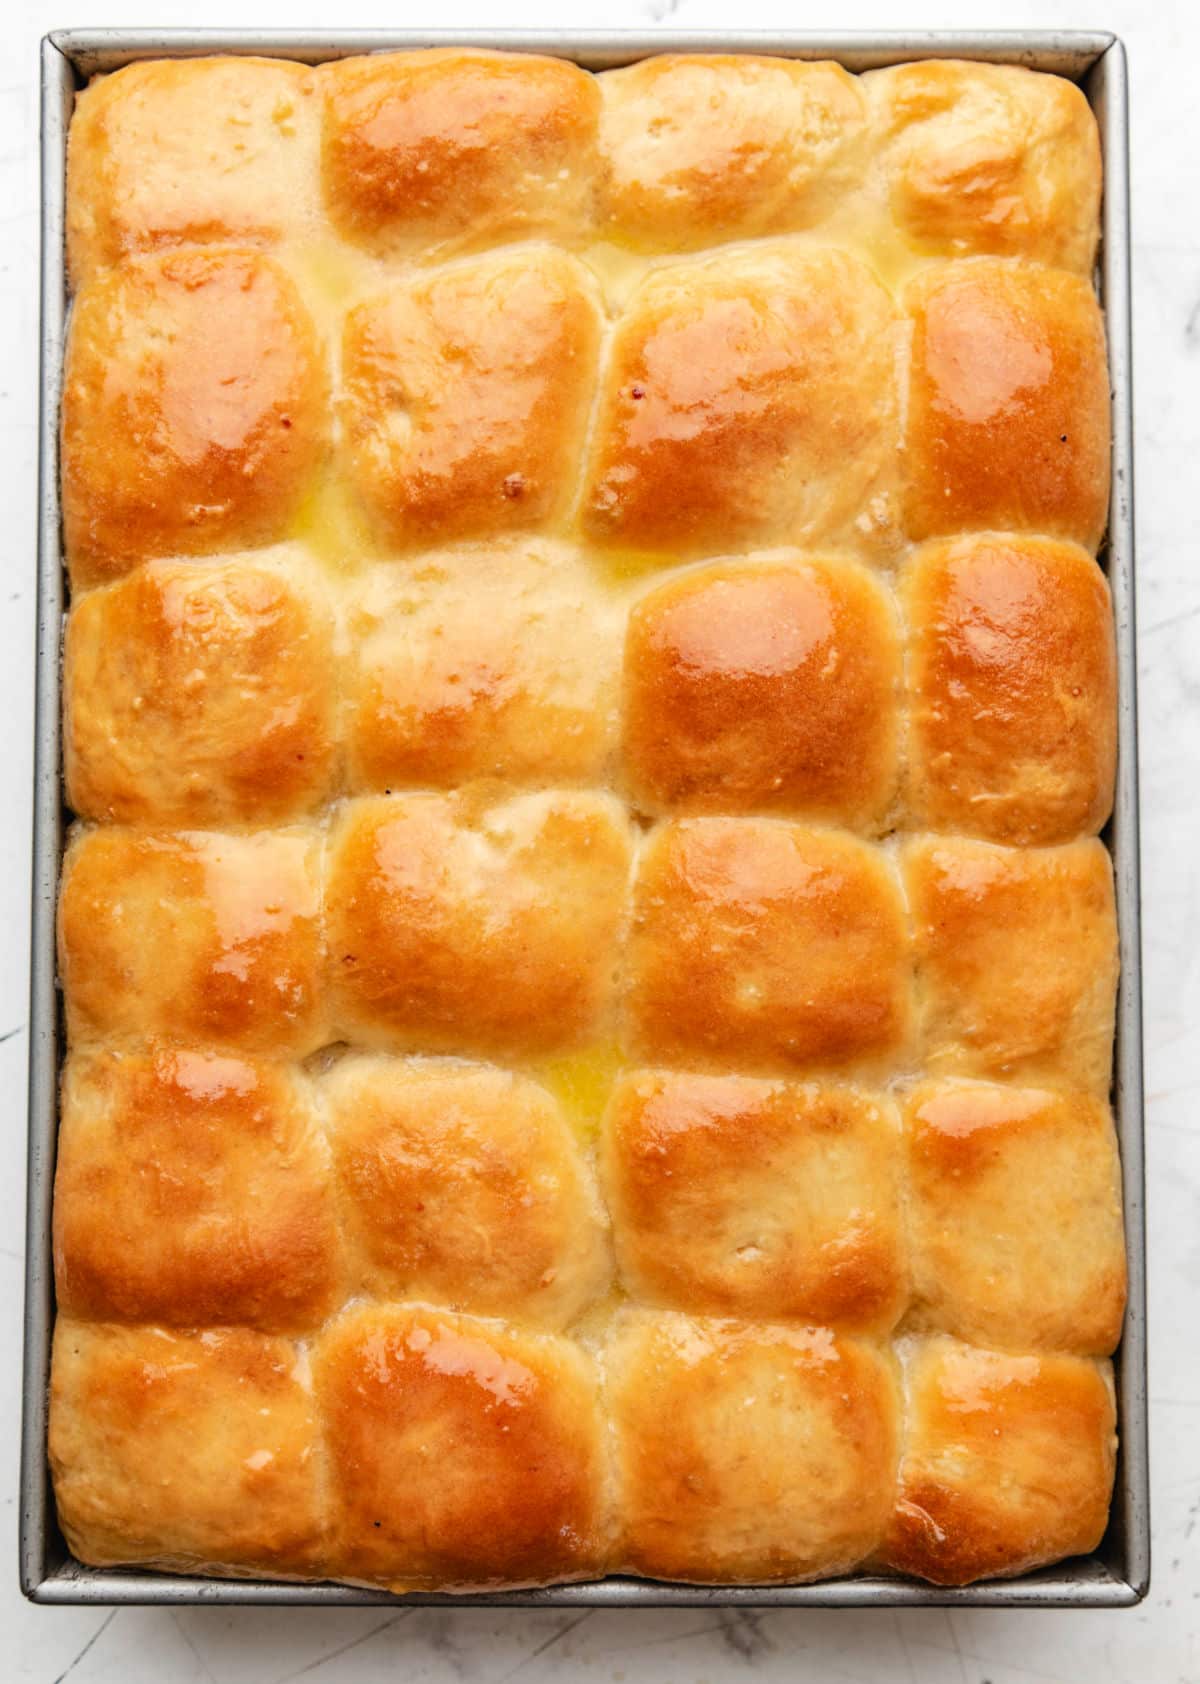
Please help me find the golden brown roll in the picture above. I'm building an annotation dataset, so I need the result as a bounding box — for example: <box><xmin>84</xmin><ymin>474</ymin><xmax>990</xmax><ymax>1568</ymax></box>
<box><xmin>315</xmin><ymin>1302</ymin><xmax>608</xmax><ymax>1591</ymax></box>
<box><xmin>904</xmin><ymin>258</ymin><xmax>1110</xmax><ymax>551</ymax></box>
<box><xmin>64</xmin><ymin>551</ymin><xmax>338</xmax><ymax>826</ymax></box>
<box><xmin>320</xmin><ymin>49</ymin><xmax>600</xmax><ymax>253</ymax></box>
<box><xmin>54</xmin><ymin>1046</ymin><xmax>341</xmax><ymax>1332</ymax></box>
<box><xmin>582</xmin><ymin>244</ymin><xmax>900</xmax><ymax>559</ymax></box>
<box><xmin>622</xmin><ymin>554</ymin><xmax>901</xmax><ymax>822</ymax></box>
<box><xmin>597</xmin><ymin>55</ymin><xmax>866</xmax><ymax>249</ymax></box>
<box><xmin>626</xmin><ymin>819</ymin><xmax>910</xmax><ymax>1074</ymax></box>
<box><xmin>66</xmin><ymin>57</ymin><xmax>320</xmax><ymax>287</ymax></box>
<box><xmin>322</xmin><ymin>1054</ymin><xmax>609</xmax><ymax>1327</ymax></box>
<box><xmin>905</xmin><ymin>834</ymin><xmax>1118</xmax><ymax>1095</ymax></box>
<box><xmin>50</xmin><ymin>1321</ymin><xmax>325</xmax><ymax>1575</ymax></box>
<box><xmin>903</xmin><ymin>1080</ymin><xmax>1126</xmax><ymax>1355</ymax></box>
<box><xmin>58</xmin><ymin>825</ymin><xmax>325</xmax><ymax>1056</ymax></box>
<box><xmin>341</xmin><ymin>248</ymin><xmax>601</xmax><ymax>550</ymax></box>
<box><xmin>881</xmin><ymin>1336</ymin><xmax>1117</xmax><ymax>1585</ymax></box>
<box><xmin>602</xmin><ymin>1072</ymin><xmax>905</xmax><ymax>1332</ymax></box>
<box><xmin>866</xmin><ymin>60</ymin><xmax>1101</xmax><ymax>274</ymax></box>
<box><xmin>607</xmin><ymin>1311</ymin><xmax>899</xmax><ymax>1582</ymax></box>
<box><xmin>327</xmin><ymin>790</ymin><xmax>632</xmax><ymax>1058</ymax></box>
<box><xmin>345</xmin><ymin>541</ymin><xmax>621</xmax><ymax>792</ymax></box>
<box><xmin>902</xmin><ymin>534</ymin><xmax>1117</xmax><ymax>844</ymax></box>
<box><xmin>62</xmin><ymin>249</ymin><xmax>327</xmax><ymax>588</ymax></box>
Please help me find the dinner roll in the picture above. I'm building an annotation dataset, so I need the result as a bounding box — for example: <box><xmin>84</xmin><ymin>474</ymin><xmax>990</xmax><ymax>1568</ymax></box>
<box><xmin>50</xmin><ymin>1321</ymin><xmax>325</xmax><ymax>1576</ymax></box>
<box><xmin>882</xmin><ymin>1336</ymin><xmax>1116</xmax><ymax>1584</ymax></box>
<box><xmin>902</xmin><ymin>534</ymin><xmax>1116</xmax><ymax>843</ymax></box>
<box><xmin>866</xmin><ymin>59</ymin><xmax>1101</xmax><ymax>274</ymax></box>
<box><xmin>903</xmin><ymin>1079</ymin><xmax>1126</xmax><ymax>1354</ymax></box>
<box><xmin>327</xmin><ymin>790</ymin><xmax>632</xmax><ymax>1058</ymax></box>
<box><xmin>626</xmin><ymin>819</ymin><xmax>911</xmax><ymax>1074</ymax></box>
<box><xmin>67</xmin><ymin>57</ymin><xmax>320</xmax><ymax>286</ymax></box>
<box><xmin>65</xmin><ymin>550</ymin><xmax>338</xmax><ymax>826</ymax></box>
<box><xmin>345</xmin><ymin>540</ymin><xmax>621</xmax><ymax>792</ymax></box>
<box><xmin>607</xmin><ymin>1310</ymin><xmax>899</xmax><ymax>1582</ymax></box>
<box><xmin>58</xmin><ymin>825</ymin><xmax>325</xmax><ymax>1056</ymax></box>
<box><xmin>315</xmin><ymin>1302</ymin><xmax>608</xmax><ymax>1590</ymax></box>
<box><xmin>322</xmin><ymin>1054</ymin><xmax>609</xmax><ymax>1328</ymax></box>
<box><xmin>622</xmin><ymin>554</ymin><xmax>900</xmax><ymax>823</ymax></box>
<box><xmin>341</xmin><ymin>248</ymin><xmax>601</xmax><ymax>550</ymax></box>
<box><xmin>55</xmin><ymin>1046</ymin><xmax>340</xmax><ymax>1332</ymax></box>
<box><xmin>904</xmin><ymin>258</ymin><xmax>1110</xmax><ymax>551</ymax></box>
<box><xmin>904</xmin><ymin>834</ymin><xmax>1118</xmax><ymax>1095</ymax></box>
<box><xmin>62</xmin><ymin>249</ymin><xmax>327</xmax><ymax>587</ymax></box>
<box><xmin>603</xmin><ymin>1071</ymin><xmax>905</xmax><ymax>1331</ymax></box>
<box><xmin>582</xmin><ymin>244</ymin><xmax>900</xmax><ymax>559</ymax></box>
<box><xmin>597</xmin><ymin>55</ymin><xmax>866</xmax><ymax>248</ymax></box>
<box><xmin>321</xmin><ymin>50</ymin><xmax>599</xmax><ymax>254</ymax></box>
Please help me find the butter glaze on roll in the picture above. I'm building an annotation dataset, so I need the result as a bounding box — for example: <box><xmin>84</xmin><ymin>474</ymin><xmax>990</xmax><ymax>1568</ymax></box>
<box><xmin>904</xmin><ymin>259</ymin><xmax>1110</xmax><ymax>551</ymax></box>
<box><xmin>603</xmin><ymin>1072</ymin><xmax>906</xmax><ymax>1332</ymax></box>
<box><xmin>582</xmin><ymin>245</ymin><xmax>901</xmax><ymax>559</ymax></box>
<box><xmin>342</xmin><ymin>248</ymin><xmax>602</xmax><ymax>550</ymax></box>
<box><xmin>322</xmin><ymin>1055</ymin><xmax>610</xmax><ymax>1328</ymax></box>
<box><xmin>597</xmin><ymin>56</ymin><xmax>868</xmax><ymax>249</ymax></box>
<box><xmin>623</xmin><ymin>554</ymin><xmax>901</xmax><ymax>823</ymax></box>
<box><xmin>65</xmin><ymin>550</ymin><xmax>338</xmax><ymax>825</ymax></box>
<box><xmin>66</xmin><ymin>57</ymin><xmax>320</xmax><ymax>287</ymax></box>
<box><xmin>627</xmin><ymin>818</ymin><xmax>911</xmax><ymax>1075</ymax></box>
<box><xmin>315</xmin><ymin>1303</ymin><xmax>609</xmax><ymax>1591</ymax></box>
<box><xmin>62</xmin><ymin>249</ymin><xmax>327</xmax><ymax>587</ymax></box>
<box><xmin>54</xmin><ymin>1046</ymin><xmax>341</xmax><ymax>1332</ymax></box>
<box><xmin>881</xmin><ymin>1336</ymin><xmax>1117</xmax><ymax>1585</ymax></box>
<box><xmin>607</xmin><ymin>1311</ymin><xmax>900</xmax><ymax>1583</ymax></box>
<box><xmin>53</xmin><ymin>47</ymin><xmax>1122</xmax><ymax>1595</ymax></box>
<box><xmin>901</xmin><ymin>534</ymin><xmax>1117</xmax><ymax>844</ymax></box>
<box><xmin>321</xmin><ymin>50</ymin><xmax>600</xmax><ymax>256</ymax></box>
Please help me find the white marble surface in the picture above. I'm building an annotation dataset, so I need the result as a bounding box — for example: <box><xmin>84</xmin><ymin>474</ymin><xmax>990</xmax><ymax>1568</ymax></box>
<box><xmin>3</xmin><ymin>0</ymin><xmax>1197</xmax><ymax>1678</ymax></box>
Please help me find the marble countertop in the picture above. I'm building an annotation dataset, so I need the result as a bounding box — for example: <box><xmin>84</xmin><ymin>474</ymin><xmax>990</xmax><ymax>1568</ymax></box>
<box><xmin>3</xmin><ymin>0</ymin><xmax>1197</xmax><ymax>1678</ymax></box>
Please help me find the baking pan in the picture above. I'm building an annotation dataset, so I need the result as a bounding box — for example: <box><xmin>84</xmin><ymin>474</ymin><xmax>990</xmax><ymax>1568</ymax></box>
<box><xmin>21</xmin><ymin>29</ymin><xmax>1148</xmax><ymax>1608</ymax></box>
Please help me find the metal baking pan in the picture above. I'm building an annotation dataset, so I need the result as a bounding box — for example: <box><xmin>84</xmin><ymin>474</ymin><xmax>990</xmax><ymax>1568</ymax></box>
<box><xmin>21</xmin><ymin>28</ymin><xmax>1148</xmax><ymax>1609</ymax></box>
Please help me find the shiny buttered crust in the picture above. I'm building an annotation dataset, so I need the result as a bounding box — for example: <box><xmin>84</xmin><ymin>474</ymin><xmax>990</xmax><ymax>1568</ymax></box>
<box><xmin>58</xmin><ymin>825</ymin><xmax>326</xmax><ymax>1056</ymax></box>
<box><xmin>314</xmin><ymin>1303</ymin><xmax>608</xmax><ymax>1591</ymax></box>
<box><xmin>882</xmin><ymin>1337</ymin><xmax>1117</xmax><ymax>1585</ymax></box>
<box><xmin>623</xmin><ymin>554</ymin><xmax>901</xmax><ymax>822</ymax></box>
<box><xmin>322</xmin><ymin>50</ymin><xmax>599</xmax><ymax>255</ymax></box>
<box><xmin>597</xmin><ymin>56</ymin><xmax>867</xmax><ymax>249</ymax></box>
<box><xmin>627</xmin><ymin>819</ymin><xmax>911</xmax><ymax>1074</ymax></box>
<box><xmin>905</xmin><ymin>259</ymin><xmax>1111</xmax><ymax>551</ymax></box>
<box><xmin>903</xmin><ymin>1081</ymin><xmax>1126</xmax><ymax>1355</ymax></box>
<box><xmin>62</xmin><ymin>249</ymin><xmax>327</xmax><ymax>588</ymax></box>
<box><xmin>50</xmin><ymin>1321</ymin><xmax>325</xmax><ymax>1576</ymax></box>
<box><xmin>54</xmin><ymin>1047</ymin><xmax>341</xmax><ymax>1332</ymax></box>
<box><xmin>326</xmin><ymin>791</ymin><xmax>633</xmax><ymax>1057</ymax></box>
<box><xmin>607</xmin><ymin>1312</ymin><xmax>899</xmax><ymax>1583</ymax></box>
<box><xmin>603</xmin><ymin>1073</ymin><xmax>906</xmax><ymax>1332</ymax></box>
<box><xmin>66</xmin><ymin>58</ymin><xmax>321</xmax><ymax>287</ymax></box>
<box><xmin>341</xmin><ymin>248</ymin><xmax>601</xmax><ymax>550</ymax></box>
<box><xmin>322</xmin><ymin>1055</ymin><xmax>610</xmax><ymax>1327</ymax></box>
<box><xmin>55</xmin><ymin>50</ymin><xmax>1122</xmax><ymax>1595</ymax></box>
<box><xmin>905</xmin><ymin>834</ymin><xmax>1118</xmax><ymax>1095</ymax></box>
<box><xmin>64</xmin><ymin>550</ymin><xmax>338</xmax><ymax>826</ymax></box>
<box><xmin>866</xmin><ymin>61</ymin><xmax>1101</xmax><ymax>274</ymax></box>
<box><xmin>345</xmin><ymin>540</ymin><xmax>622</xmax><ymax>791</ymax></box>
<box><xmin>583</xmin><ymin>245</ymin><xmax>901</xmax><ymax>559</ymax></box>
<box><xmin>902</xmin><ymin>535</ymin><xmax>1117</xmax><ymax>844</ymax></box>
